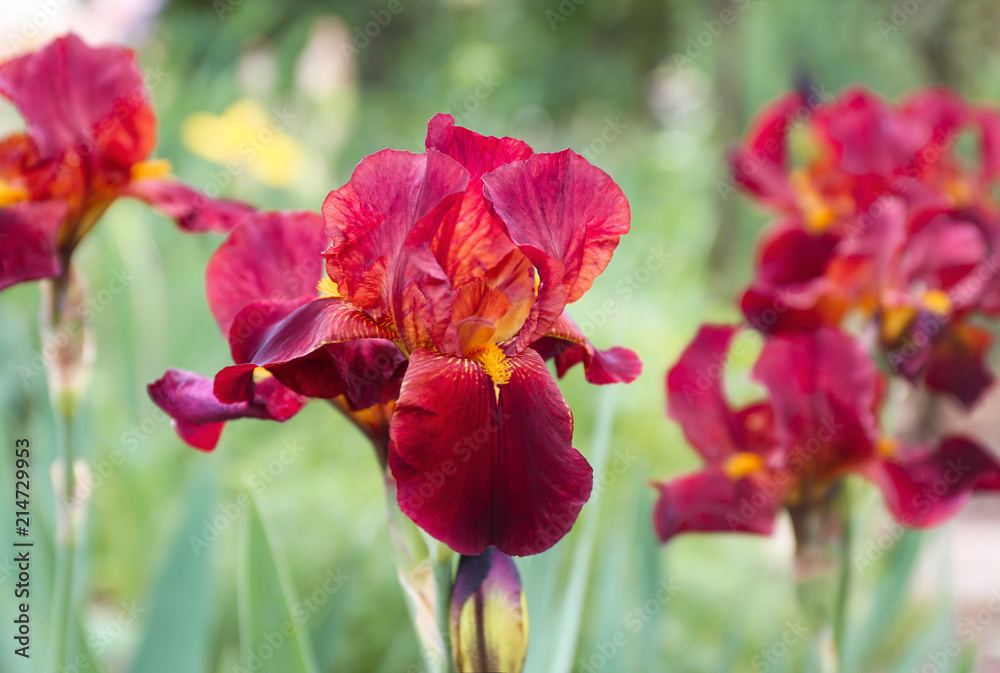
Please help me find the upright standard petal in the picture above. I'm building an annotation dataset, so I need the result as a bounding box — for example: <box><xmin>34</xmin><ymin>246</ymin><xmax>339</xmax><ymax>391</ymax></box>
<box><xmin>450</xmin><ymin>547</ymin><xmax>528</xmax><ymax>673</ymax></box>
<box><xmin>389</xmin><ymin>348</ymin><xmax>592</xmax><ymax>556</ymax></box>
<box><xmin>424</xmin><ymin>113</ymin><xmax>532</xmax><ymax>287</ymax></box>
<box><xmin>322</xmin><ymin>149</ymin><xmax>469</xmax><ymax>316</ymax></box>
<box><xmin>205</xmin><ymin>210</ymin><xmax>327</xmax><ymax>334</ymax></box>
<box><xmin>752</xmin><ymin>328</ymin><xmax>879</xmax><ymax>475</ymax></box>
<box><xmin>148</xmin><ymin>369</ymin><xmax>306</xmax><ymax>451</ymax></box>
<box><xmin>667</xmin><ymin>325</ymin><xmax>774</xmax><ymax>463</ymax></box>
<box><xmin>0</xmin><ymin>200</ymin><xmax>67</xmax><ymax>290</ymax></box>
<box><xmin>0</xmin><ymin>34</ymin><xmax>155</xmax><ymax>169</ymax></box>
<box><xmin>483</xmin><ymin>150</ymin><xmax>630</xmax><ymax>341</ymax></box>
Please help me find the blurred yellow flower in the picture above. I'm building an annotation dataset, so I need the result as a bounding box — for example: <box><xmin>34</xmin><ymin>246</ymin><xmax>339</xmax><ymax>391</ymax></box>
<box><xmin>180</xmin><ymin>99</ymin><xmax>306</xmax><ymax>189</ymax></box>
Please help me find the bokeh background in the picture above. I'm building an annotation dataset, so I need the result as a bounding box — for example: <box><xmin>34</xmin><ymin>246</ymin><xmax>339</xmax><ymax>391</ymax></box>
<box><xmin>1</xmin><ymin>1</ymin><xmax>999</xmax><ymax>671</ymax></box>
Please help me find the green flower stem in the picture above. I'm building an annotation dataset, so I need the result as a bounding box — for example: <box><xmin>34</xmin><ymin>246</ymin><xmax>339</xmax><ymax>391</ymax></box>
<box><xmin>49</xmin><ymin>408</ymin><xmax>77</xmax><ymax>673</ymax></box>
<box><xmin>790</xmin><ymin>485</ymin><xmax>851</xmax><ymax>673</ymax></box>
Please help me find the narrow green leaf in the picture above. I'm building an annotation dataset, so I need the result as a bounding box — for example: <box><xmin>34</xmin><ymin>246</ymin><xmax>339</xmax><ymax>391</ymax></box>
<box><xmin>237</xmin><ymin>494</ymin><xmax>320</xmax><ymax>673</ymax></box>
<box><xmin>549</xmin><ymin>384</ymin><xmax>619</xmax><ymax>673</ymax></box>
<box><xmin>127</xmin><ymin>464</ymin><xmax>218</xmax><ymax>673</ymax></box>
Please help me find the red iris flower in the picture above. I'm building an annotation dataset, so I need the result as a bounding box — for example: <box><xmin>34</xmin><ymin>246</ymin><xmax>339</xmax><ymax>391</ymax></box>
<box><xmin>653</xmin><ymin>325</ymin><xmax>1000</xmax><ymax>542</ymax></box>
<box><xmin>151</xmin><ymin>114</ymin><xmax>642</xmax><ymax>556</ymax></box>
<box><xmin>0</xmin><ymin>34</ymin><xmax>251</xmax><ymax>292</ymax></box>
<box><xmin>149</xmin><ymin>208</ymin><xmax>405</xmax><ymax>452</ymax></box>
<box><xmin>731</xmin><ymin>87</ymin><xmax>1000</xmax><ymax>408</ymax></box>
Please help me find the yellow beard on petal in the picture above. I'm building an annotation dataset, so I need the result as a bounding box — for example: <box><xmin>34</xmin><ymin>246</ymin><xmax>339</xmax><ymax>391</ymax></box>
<box><xmin>129</xmin><ymin>158</ymin><xmax>172</xmax><ymax>181</ymax></box>
<box><xmin>468</xmin><ymin>341</ymin><xmax>512</xmax><ymax>401</ymax></box>
<box><xmin>317</xmin><ymin>277</ymin><xmax>342</xmax><ymax>298</ymax></box>
<box><xmin>723</xmin><ymin>452</ymin><xmax>765</xmax><ymax>480</ymax></box>
<box><xmin>0</xmin><ymin>180</ymin><xmax>29</xmax><ymax>206</ymax></box>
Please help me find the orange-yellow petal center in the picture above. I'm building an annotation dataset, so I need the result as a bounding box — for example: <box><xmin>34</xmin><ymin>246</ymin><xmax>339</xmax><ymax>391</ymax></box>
<box><xmin>723</xmin><ymin>452</ymin><xmax>765</xmax><ymax>481</ymax></box>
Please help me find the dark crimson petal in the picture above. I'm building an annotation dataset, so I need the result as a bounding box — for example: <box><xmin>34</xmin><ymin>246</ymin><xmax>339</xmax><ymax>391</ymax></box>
<box><xmin>482</xmin><ymin>149</ymin><xmax>630</xmax><ymax>343</ymax></box>
<box><xmin>752</xmin><ymin>328</ymin><xmax>879</xmax><ymax>473</ymax></box>
<box><xmin>814</xmin><ymin>87</ymin><xmax>928</xmax><ymax>176</ymax></box>
<box><xmin>0</xmin><ymin>200</ymin><xmax>67</xmax><ymax>290</ymax></box>
<box><xmin>424</xmin><ymin>113</ymin><xmax>532</xmax><ymax>286</ymax></box>
<box><xmin>925</xmin><ymin>323</ymin><xmax>994</xmax><ymax>410</ymax></box>
<box><xmin>873</xmin><ymin>437</ymin><xmax>1000</xmax><ymax>527</ymax></box>
<box><xmin>218</xmin><ymin>297</ymin><xmax>397</xmax><ymax>403</ymax></box>
<box><xmin>126</xmin><ymin>179</ymin><xmax>254</xmax><ymax>233</ymax></box>
<box><xmin>741</xmin><ymin>221</ymin><xmax>844</xmax><ymax>334</ymax></box>
<box><xmin>667</xmin><ymin>325</ymin><xmax>773</xmax><ymax>463</ymax></box>
<box><xmin>389</xmin><ymin>348</ymin><xmax>592</xmax><ymax>556</ymax></box>
<box><xmin>149</xmin><ymin>369</ymin><xmax>306</xmax><ymax>451</ymax></box>
<box><xmin>977</xmin><ymin>109</ymin><xmax>1000</xmax><ymax>184</ymax></box>
<box><xmin>530</xmin><ymin>310</ymin><xmax>641</xmax><ymax>384</ymax></box>
<box><xmin>0</xmin><ymin>34</ymin><xmax>155</xmax><ymax>168</ymax></box>
<box><xmin>205</xmin><ymin>210</ymin><xmax>327</xmax><ymax>334</ymax></box>
<box><xmin>653</xmin><ymin>467</ymin><xmax>784</xmax><ymax>542</ymax></box>
<box><xmin>322</xmin><ymin>148</ymin><xmax>468</xmax><ymax>315</ymax></box>
<box><xmin>728</xmin><ymin>92</ymin><xmax>805</xmax><ymax>207</ymax></box>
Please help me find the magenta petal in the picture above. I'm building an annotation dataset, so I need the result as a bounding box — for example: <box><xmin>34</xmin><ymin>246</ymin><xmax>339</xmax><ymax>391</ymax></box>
<box><xmin>729</xmin><ymin>92</ymin><xmax>804</xmax><ymax>207</ymax></box>
<box><xmin>653</xmin><ymin>468</ymin><xmax>783</xmax><ymax>542</ymax></box>
<box><xmin>389</xmin><ymin>347</ymin><xmax>592</xmax><ymax>556</ymax></box>
<box><xmin>667</xmin><ymin>325</ymin><xmax>772</xmax><ymax>463</ymax></box>
<box><xmin>149</xmin><ymin>369</ymin><xmax>306</xmax><ymax>451</ymax></box>
<box><xmin>127</xmin><ymin>179</ymin><xmax>254</xmax><ymax>233</ymax></box>
<box><xmin>752</xmin><ymin>328</ymin><xmax>879</xmax><ymax>469</ymax></box>
<box><xmin>0</xmin><ymin>33</ymin><xmax>154</xmax><ymax>167</ymax></box>
<box><xmin>322</xmin><ymin>148</ymin><xmax>468</xmax><ymax>314</ymax></box>
<box><xmin>874</xmin><ymin>437</ymin><xmax>1000</xmax><ymax>528</ymax></box>
<box><xmin>0</xmin><ymin>200</ymin><xmax>67</xmax><ymax>290</ymax></box>
<box><xmin>530</xmin><ymin>310</ymin><xmax>641</xmax><ymax>384</ymax></box>
<box><xmin>482</xmin><ymin>150</ymin><xmax>630</xmax><ymax>341</ymax></box>
<box><xmin>206</xmin><ymin>211</ymin><xmax>327</xmax><ymax>334</ymax></box>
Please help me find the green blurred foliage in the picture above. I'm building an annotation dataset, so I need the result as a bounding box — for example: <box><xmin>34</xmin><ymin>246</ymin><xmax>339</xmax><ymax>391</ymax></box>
<box><xmin>1</xmin><ymin>0</ymin><xmax>997</xmax><ymax>671</ymax></box>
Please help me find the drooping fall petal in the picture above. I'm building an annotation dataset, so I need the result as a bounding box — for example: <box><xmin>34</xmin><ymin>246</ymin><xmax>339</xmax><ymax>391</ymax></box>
<box><xmin>530</xmin><ymin>310</ymin><xmax>642</xmax><ymax>384</ymax></box>
<box><xmin>924</xmin><ymin>322</ymin><xmax>995</xmax><ymax>409</ymax></box>
<box><xmin>0</xmin><ymin>200</ymin><xmax>67</xmax><ymax>290</ymax></box>
<box><xmin>873</xmin><ymin>437</ymin><xmax>1000</xmax><ymax>527</ymax></box>
<box><xmin>450</xmin><ymin>547</ymin><xmax>528</xmax><ymax>673</ymax></box>
<box><xmin>482</xmin><ymin>149</ymin><xmax>630</xmax><ymax>342</ymax></box>
<box><xmin>149</xmin><ymin>369</ymin><xmax>306</xmax><ymax>451</ymax></box>
<box><xmin>389</xmin><ymin>347</ymin><xmax>592</xmax><ymax>556</ymax></box>
<box><xmin>126</xmin><ymin>178</ymin><xmax>254</xmax><ymax>234</ymax></box>
<box><xmin>653</xmin><ymin>467</ymin><xmax>785</xmax><ymax>542</ymax></box>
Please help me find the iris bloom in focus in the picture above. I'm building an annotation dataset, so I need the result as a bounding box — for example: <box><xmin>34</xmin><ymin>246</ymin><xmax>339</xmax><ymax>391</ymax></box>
<box><xmin>731</xmin><ymin>87</ymin><xmax>1000</xmax><ymax>408</ymax></box>
<box><xmin>654</xmin><ymin>325</ymin><xmax>1000</xmax><ymax>542</ymax></box>
<box><xmin>151</xmin><ymin>114</ymin><xmax>642</xmax><ymax>556</ymax></box>
<box><xmin>0</xmin><ymin>34</ymin><xmax>250</xmax><ymax>294</ymax></box>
